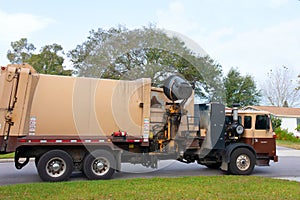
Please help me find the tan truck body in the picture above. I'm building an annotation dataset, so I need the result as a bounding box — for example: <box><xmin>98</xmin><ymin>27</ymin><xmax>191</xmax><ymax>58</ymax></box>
<box><xmin>0</xmin><ymin>64</ymin><xmax>193</xmax><ymax>142</ymax></box>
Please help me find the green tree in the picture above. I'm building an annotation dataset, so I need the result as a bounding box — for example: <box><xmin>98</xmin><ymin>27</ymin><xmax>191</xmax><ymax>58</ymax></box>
<box><xmin>224</xmin><ymin>68</ymin><xmax>261</xmax><ymax>107</ymax></box>
<box><xmin>68</xmin><ymin>25</ymin><xmax>224</xmax><ymax>102</ymax></box>
<box><xmin>28</xmin><ymin>44</ymin><xmax>72</xmax><ymax>76</ymax></box>
<box><xmin>7</xmin><ymin>38</ymin><xmax>72</xmax><ymax>76</ymax></box>
<box><xmin>271</xmin><ymin>116</ymin><xmax>282</xmax><ymax>130</ymax></box>
<box><xmin>7</xmin><ymin>38</ymin><xmax>36</xmax><ymax>64</ymax></box>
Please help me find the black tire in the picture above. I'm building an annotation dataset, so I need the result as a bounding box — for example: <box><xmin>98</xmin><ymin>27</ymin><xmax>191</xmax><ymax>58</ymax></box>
<box><xmin>37</xmin><ymin>150</ymin><xmax>74</xmax><ymax>182</ymax></box>
<box><xmin>205</xmin><ymin>162</ymin><xmax>222</xmax><ymax>169</ymax></box>
<box><xmin>229</xmin><ymin>148</ymin><xmax>255</xmax><ymax>175</ymax></box>
<box><xmin>83</xmin><ymin>150</ymin><xmax>116</xmax><ymax>180</ymax></box>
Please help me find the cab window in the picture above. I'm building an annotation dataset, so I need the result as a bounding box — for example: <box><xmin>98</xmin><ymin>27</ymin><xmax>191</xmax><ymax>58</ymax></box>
<box><xmin>225</xmin><ymin>116</ymin><xmax>242</xmax><ymax>125</ymax></box>
<box><xmin>255</xmin><ymin>115</ymin><xmax>268</xmax><ymax>130</ymax></box>
<box><xmin>244</xmin><ymin>116</ymin><xmax>252</xmax><ymax>129</ymax></box>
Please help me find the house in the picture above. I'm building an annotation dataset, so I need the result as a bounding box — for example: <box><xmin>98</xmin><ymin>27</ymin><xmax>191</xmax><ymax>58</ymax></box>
<box><xmin>243</xmin><ymin>106</ymin><xmax>300</xmax><ymax>137</ymax></box>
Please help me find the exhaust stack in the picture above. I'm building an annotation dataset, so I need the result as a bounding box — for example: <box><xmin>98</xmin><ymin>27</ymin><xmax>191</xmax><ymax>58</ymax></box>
<box><xmin>232</xmin><ymin>103</ymin><xmax>240</xmax><ymax>122</ymax></box>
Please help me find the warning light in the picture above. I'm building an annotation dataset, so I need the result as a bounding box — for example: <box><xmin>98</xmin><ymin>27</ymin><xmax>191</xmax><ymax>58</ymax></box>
<box><xmin>1</xmin><ymin>66</ymin><xmax>6</xmax><ymax>70</ymax></box>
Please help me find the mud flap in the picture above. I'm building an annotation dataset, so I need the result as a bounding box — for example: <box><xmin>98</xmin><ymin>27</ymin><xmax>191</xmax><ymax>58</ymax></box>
<box><xmin>220</xmin><ymin>160</ymin><xmax>228</xmax><ymax>171</ymax></box>
<box><xmin>115</xmin><ymin>150</ymin><xmax>122</xmax><ymax>172</ymax></box>
<box><xmin>14</xmin><ymin>152</ymin><xmax>30</xmax><ymax>169</ymax></box>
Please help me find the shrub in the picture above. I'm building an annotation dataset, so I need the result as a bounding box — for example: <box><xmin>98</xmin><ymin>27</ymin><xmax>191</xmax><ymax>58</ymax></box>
<box><xmin>295</xmin><ymin>124</ymin><xmax>300</xmax><ymax>132</ymax></box>
<box><xmin>271</xmin><ymin>116</ymin><xmax>282</xmax><ymax>130</ymax></box>
<box><xmin>275</xmin><ymin>128</ymin><xmax>300</xmax><ymax>142</ymax></box>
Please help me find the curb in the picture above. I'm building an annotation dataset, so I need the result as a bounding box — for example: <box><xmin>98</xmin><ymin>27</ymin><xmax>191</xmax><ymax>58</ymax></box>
<box><xmin>0</xmin><ymin>158</ymin><xmax>14</xmax><ymax>163</ymax></box>
<box><xmin>274</xmin><ymin>177</ymin><xmax>300</xmax><ymax>182</ymax></box>
<box><xmin>0</xmin><ymin>158</ymin><xmax>35</xmax><ymax>163</ymax></box>
<box><xmin>277</xmin><ymin>150</ymin><xmax>300</xmax><ymax>157</ymax></box>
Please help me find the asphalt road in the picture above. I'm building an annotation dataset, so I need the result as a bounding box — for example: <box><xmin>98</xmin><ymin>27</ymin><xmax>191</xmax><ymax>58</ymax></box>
<box><xmin>0</xmin><ymin>146</ymin><xmax>299</xmax><ymax>185</ymax></box>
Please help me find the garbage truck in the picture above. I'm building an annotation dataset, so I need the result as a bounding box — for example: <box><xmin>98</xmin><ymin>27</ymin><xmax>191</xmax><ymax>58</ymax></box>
<box><xmin>0</xmin><ymin>64</ymin><xmax>278</xmax><ymax>182</ymax></box>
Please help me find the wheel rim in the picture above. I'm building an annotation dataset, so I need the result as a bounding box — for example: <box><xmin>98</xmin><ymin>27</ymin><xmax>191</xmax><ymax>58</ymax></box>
<box><xmin>46</xmin><ymin>157</ymin><xmax>67</xmax><ymax>178</ymax></box>
<box><xmin>91</xmin><ymin>157</ymin><xmax>110</xmax><ymax>176</ymax></box>
<box><xmin>236</xmin><ymin>154</ymin><xmax>251</xmax><ymax>171</ymax></box>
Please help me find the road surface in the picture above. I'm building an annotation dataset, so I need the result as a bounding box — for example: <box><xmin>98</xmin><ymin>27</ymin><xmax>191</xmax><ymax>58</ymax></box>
<box><xmin>0</xmin><ymin>146</ymin><xmax>299</xmax><ymax>185</ymax></box>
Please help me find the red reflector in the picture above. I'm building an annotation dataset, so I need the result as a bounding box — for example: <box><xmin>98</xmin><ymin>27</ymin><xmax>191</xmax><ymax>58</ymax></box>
<box><xmin>273</xmin><ymin>134</ymin><xmax>277</xmax><ymax>139</ymax></box>
<box><xmin>126</xmin><ymin>139</ymin><xmax>142</xmax><ymax>143</ymax></box>
<box><xmin>19</xmin><ymin>139</ymin><xmax>27</xmax><ymax>143</ymax></box>
<box><xmin>113</xmin><ymin>131</ymin><xmax>127</xmax><ymax>137</ymax></box>
<box><xmin>1</xmin><ymin>66</ymin><xmax>6</xmax><ymax>70</ymax></box>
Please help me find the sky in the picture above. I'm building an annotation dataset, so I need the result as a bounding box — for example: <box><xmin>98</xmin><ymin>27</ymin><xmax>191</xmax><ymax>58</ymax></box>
<box><xmin>0</xmin><ymin>0</ymin><xmax>300</xmax><ymax>85</ymax></box>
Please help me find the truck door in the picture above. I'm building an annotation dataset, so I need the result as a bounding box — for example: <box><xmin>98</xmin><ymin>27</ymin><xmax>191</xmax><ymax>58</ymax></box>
<box><xmin>0</xmin><ymin>66</ymin><xmax>18</xmax><ymax>152</ymax></box>
<box><xmin>252</xmin><ymin>114</ymin><xmax>275</xmax><ymax>154</ymax></box>
<box><xmin>0</xmin><ymin>65</ymin><xmax>38</xmax><ymax>152</ymax></box>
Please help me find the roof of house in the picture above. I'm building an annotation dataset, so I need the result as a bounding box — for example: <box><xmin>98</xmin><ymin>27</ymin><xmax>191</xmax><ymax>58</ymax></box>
<box><xmin>244</xmin><ymin>106</ymin><xmax>300</xmax><ymax>117</ymax></box>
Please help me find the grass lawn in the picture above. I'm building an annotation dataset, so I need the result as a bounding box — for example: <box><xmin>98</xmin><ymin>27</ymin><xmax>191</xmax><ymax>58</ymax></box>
<box><xmin>276</xmin><ymin>140</ymin><xmax>300</xmax><ymax>150</ymax></box>
<box><xmin>0</xmin><ymin>176</ymin><xmax>299</xmax><ymax>200</ymax></box>
<box><xmin>0</xmin><ymin>152</ymin><xmax>14</xmax><ymax>159</ymax></box>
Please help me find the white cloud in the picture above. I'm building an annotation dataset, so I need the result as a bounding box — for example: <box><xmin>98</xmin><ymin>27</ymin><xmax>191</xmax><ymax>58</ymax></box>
<box><xmin>169</xmin><ymin>1</ymin><xmax>185</xmax><ymax>13</ymax></box>
<box><xmin>206</xmin><ymin>19</ymin><xmax>300</xmax><ymax>81</ymax></box>
<box><xmin>156</xmin><ymin>1</ymin><xmax>198</xmax><ymax>34</ymax></box>
<box><xmin>156</xmin><ymin>1</ymin><xmax>208</xmax><ymax>56</ymax></box>
<box><xmin>156</xmin><ymin>1</ymin><xmax>300</xmax><ymax>84</ymax></box>
<box><xmin>0</xmin><ymin>10</ymin><xmax>55</xmax><ymax>65</ymax></box>
<box><xmin>267</xmin><ymin>0</ymin><xmax>289</xmax><ymax>8</ymax></box>
<box><xmin>0</xmin><ymin>10</ymin><xmax>55</xmax><ymax>42</ymax></box>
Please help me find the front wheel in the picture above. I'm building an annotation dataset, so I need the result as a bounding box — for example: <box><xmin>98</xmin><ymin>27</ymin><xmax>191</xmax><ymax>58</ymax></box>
<box><xmin>229</xmin><ymin>148</ymin><xmax>255</xmax><ymax>175</ymax></box>
<box><xmin>37</xmin><ymin>150</ymin><xmax>74</xmax><ymax>182</ymax></box>
<box><xmin>83</xmin><ymin>150</ymin><xmax>116</xmax><ymax>180</ymax></box>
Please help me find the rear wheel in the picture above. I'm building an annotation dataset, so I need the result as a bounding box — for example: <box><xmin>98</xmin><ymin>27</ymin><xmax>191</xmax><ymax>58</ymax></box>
<box><xmin>229</xmin><ymin>148</ymin><xmax>255</xmax><ymax>175</ymax></box>
<box><xmin>37</xmin><ymin>150</ymin><xmax>73</xmax><ymax>182</ymax></box>
<box><xmin>83</xmin><ymin>150</ymin><xmax>116</xmax><ymax>180</ymax></box>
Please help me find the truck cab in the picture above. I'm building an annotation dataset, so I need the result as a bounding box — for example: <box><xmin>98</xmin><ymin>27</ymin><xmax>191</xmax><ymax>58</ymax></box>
<box><xmin>182</xmin><ymin>103</ymin><xmax>278</xmax><ymax>175</ymax></box>
<box><xmin>225</xmin><ymin>109</ymin><xmax>278</xmax><ymax>166</ymax></box>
